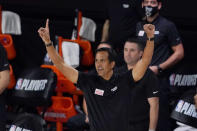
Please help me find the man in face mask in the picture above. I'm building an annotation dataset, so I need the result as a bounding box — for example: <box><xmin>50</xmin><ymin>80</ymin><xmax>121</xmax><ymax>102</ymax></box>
<box><xmin>136</xmin><ymin>0</ymin><xmax>184</xmax><ymax>131</ymax></box>
<box><xmin>143</xmin><ymin>0</ymin><xmax>161</xmax><ymax>18</ymax></box>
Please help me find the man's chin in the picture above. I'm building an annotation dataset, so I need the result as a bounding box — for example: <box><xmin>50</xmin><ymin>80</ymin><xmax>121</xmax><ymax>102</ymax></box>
<box><xmin>125</xmin><ymin>59</ymin><xmax>131</xmax><ymax>64</ymax></box>
<box><xmin>97</xmin><ymin>72</ymin><xmax>103</xmax><ymax>77</ymax></box>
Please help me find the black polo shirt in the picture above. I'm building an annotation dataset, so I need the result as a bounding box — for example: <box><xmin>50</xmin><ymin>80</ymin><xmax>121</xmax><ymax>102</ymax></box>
<box><xmin>107</xmin><ymin>0</ymin><xmax>141</xmax><ymax>49</ymax></box>
<box><xmin>115</xmin><ymin>66</ymin><xmax>159</xmax><ymax>123</ymax></box>
<box><xmin>77</xmin><ymin>70</ymin><xmax>134</xmax><ymax>131</ymax></box>
<box><xmin>136</xmin><ymin>16</ymin><xmax>182</xmax><ymax>65</ymax></box>
<box><xmin>130</xmin><ymin>69</ymin><xmax>159</xmax><ymax>122</ymax></box>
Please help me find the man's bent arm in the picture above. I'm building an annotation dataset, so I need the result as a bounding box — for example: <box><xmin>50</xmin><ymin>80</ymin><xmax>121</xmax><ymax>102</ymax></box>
<box><xmin>45</xmin><ymin>44</ymin><xmax>78</xmax><ymax>83</ymax></box>
<box><xmin>132</xmin><ymin>24</ymin><xmax>155</xmax><ymax>81</ymax></box>
<box><xmin>101</xmin><ymin>19</ymin><xmax>110</xmax><ymax>42</ymax></box>
<box><xmin>38</xmin><ymin>19</ymin><xmax>78</xmax><ymax>83</ymax></box>
<box><xmin>159</xmin><ymin>43</ymin><xmax>184</xmax><ymax>70</ymax></box>
<box><xmin>0</xmin><ymin>70</ymin><xmax>10</xmax><ymax>94</ymax></box>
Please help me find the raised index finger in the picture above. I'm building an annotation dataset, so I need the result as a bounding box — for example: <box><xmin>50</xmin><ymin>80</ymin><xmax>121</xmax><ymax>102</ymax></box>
<box><xmin>45</xmin><ymin>19</ymin><xmax>49</xmax><ymax>29</ymax></box>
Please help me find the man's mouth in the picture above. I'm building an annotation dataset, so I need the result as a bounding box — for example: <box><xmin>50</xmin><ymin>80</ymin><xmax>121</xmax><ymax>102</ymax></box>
<box><xmin>97</xmin><ymin>67</ymin><xmax>104</xmax><ymax>72</ymax></box>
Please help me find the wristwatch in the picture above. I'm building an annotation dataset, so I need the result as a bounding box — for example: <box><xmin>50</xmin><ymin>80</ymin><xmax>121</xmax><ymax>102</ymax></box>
<box><xmin>147</xmin><ymin>37</ymin><xmax>154</xmax><ymax>41</ymax></box>
<box><xmin>157</xmin><ymin>65</ymin><xmax>163</xmax><ymax>74</ymax></box>
<box><xmin>45</xmin><ymin>41</ymin><xmax>53</xmax><ymax>47</ymax></box>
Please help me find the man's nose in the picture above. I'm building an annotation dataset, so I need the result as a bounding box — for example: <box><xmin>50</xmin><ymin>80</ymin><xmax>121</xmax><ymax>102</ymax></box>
<box><xmin>96</xmin><ymin>61</ymin><xmax>102</xmax><ymax>66</ymax></box>
<box><xmin>147</xmin><ymin>2</ymin><xmax>151</xmax><ymax>6</ymax></box>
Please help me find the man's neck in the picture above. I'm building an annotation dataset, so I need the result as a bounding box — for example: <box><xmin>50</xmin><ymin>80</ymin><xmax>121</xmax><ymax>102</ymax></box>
<box><xmin>146</xmin><ymin>13</ymin><xmax>159</xmax><ymax>23</ymax></box>
<box><xmin>127</xmin><ymin>64</ymin><xmax>134</xmax><ymax>70</ymax></box>
<box><xmin>103</xmin><ymin>70</ymin><xmax>113</xmax><ymax>80</ymax></box>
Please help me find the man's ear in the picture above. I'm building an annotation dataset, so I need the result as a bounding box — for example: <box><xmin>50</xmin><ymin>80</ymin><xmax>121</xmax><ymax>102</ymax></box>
<box><xmin>111</xmin><ymin>61</ymin><xmax>115</xmax><ymax>69</ymax></box>
<box><xmin>142</xmin><ymin>2</ymin><xmax>144</xmax><ymax>8</ymax></box>
<box><xmin>158</xmin><ymin>2</ymin><xmax>162</xmax><ymax>10</ymax></box>
<box><xmin>140</xmin><ymin>51</ymin><xmax>143</xmax><ymax>58</ymax></box>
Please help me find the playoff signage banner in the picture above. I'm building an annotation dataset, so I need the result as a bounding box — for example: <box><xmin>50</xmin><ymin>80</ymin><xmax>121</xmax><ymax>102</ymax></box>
<box><xmin>171</xmin><ymin>90</ymin><xmax>197</xmax><ymax>128</ymax></box>
<box><xmin>9</xmin><ymin>113</ymin><xmax>46</xmax><ymax>131</ymax></box>
<box><xmin>11</xmin><ymin>67</ymin><xmax>57</xmax><ymax>107</ymax></box>
<box><xmin>169</xmin><ymin>63</ymin><xmax>197</xmax><ymax>94</ymax></box>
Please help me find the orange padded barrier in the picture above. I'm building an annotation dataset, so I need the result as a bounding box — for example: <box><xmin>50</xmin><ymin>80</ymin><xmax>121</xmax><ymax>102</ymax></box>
<box><xmin>7</xmin><ymin>65</ymin><xmax>16</xmax><ymax>89</ymax></box>
<box><xmin>0</xmin><ymin>34</ymin><xmax>16</xmax><ymax>60</ymax></box>
<box><xmin>41</xmin><ymin>65</ymin><xmax>61</xmax><ymax>77</ymax></box>
<box><xmin>57</xmin><ymin>77</ymin><xmax>83</xmax><ymax>95</ymax></box>
<box><xmin>58</xmin><ymin>37</ymin><xmax>94</xmax><ymax>66</ymax></box>
<box><xmin>43</xmin><ymin>96</ymin><xmax>77</xmax><ymax>123</ymax></box>
<box><xmin>73</xmin><ymin>95</ymin><xmax>80</xmax><ymax>105</ymax></box>
<box><xmin>41</xmin><ymin>65</ymin><xmax>83</xmax><ymax>95</ymax></box>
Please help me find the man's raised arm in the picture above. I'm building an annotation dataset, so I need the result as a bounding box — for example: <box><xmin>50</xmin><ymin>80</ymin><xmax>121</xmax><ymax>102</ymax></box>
<box><xmin>132</xmin><ymin>24</ymin><xmax>155</xmax><ymax>81</ymax></box>
<box><xmin>38</xmin><ymin>19</ymin><xmax>78</xmax><ymax>83</ymax></box>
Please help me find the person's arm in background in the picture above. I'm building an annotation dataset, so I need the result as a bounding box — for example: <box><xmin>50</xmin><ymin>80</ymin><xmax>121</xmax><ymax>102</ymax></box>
<box><xmin>38</xmin><ymin>19</ymin><xmax>78</xmax><ymax>83</ymax></box>
<box><xmin>101</xmin><ymin>19</ymin><xmax>110</xmax><ymax>42</ymax></box>
<box><xmin>83</xmin><ymin>98</ymin><xmax>89</xmax><ymax>123</ymax></box>
<box><xmin>0</xmin><ymin>70</ymin><xmax>10</xmax><ymax>94</ymax></box>
<box><xmin>160</xmin><ymin>44</ymin><xmax>184</xmax><ymax>70</ymax></box>
<box><xmin>149</xmin><ymin>43</ymin><xmax>184</xmax><ymax>75</ymax></box>
<box><xmin>145</xmin><ymin>70</ymin><xmax>159</xmax><ymax>131</ymax></box>
<box><xmin>148</xmin><ymin>97</ymin><xmax>159</xmax><ymax>131</ymax></box>
<box><xmin>194</xmin><ymin>94</ymin><xmax>197</xmax><ymax>109</ymax></box>
<box><xmin>132</xmin><ymin>24</ymin><xmax>155</xmax><ymax>81</ymax></box>
<box><xmin>149</xmin><ymin>22</ymin><xmax>184</xmax><ymax>75</ymax></box>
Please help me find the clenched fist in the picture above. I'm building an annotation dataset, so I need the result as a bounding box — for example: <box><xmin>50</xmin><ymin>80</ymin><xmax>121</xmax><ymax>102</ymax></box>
<box><xmin>143</xmin><ymin>24</ymin><xmax>155</xmax><ymax>39</ymax></box>
<box><xmin>38</xmin><ymin>19</ymin><xmax>51</xmax><ymax>44</ymax></box>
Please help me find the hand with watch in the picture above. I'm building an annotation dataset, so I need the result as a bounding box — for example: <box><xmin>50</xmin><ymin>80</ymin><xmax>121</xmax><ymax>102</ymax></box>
<box><xmin>149</xmin><ymin>65</ymin><xmax>163</xmax><ymax>75</ymax></box>
<box><xmin>157</xmin><ymin>65</ymin><xmax>163</xmax><ymax>74</ymax></box>
<box><xmin>143</xmin><ymin>24</ymin><xmax>155</xmax><ymax>42</ymax></box>
<box><xmin>147</xmin><ymin>37</ymin><xmax>154</xmax><ymax>41</ymax></box>
<box><xmin>45</xmin><ymin>42</ymin><xmax>53</xmax><ymax>47</ymax></box>
<box><xmin>38</xmin><ymin>19</ymin><xmax>53</xmax><ymax>47</ymax></box>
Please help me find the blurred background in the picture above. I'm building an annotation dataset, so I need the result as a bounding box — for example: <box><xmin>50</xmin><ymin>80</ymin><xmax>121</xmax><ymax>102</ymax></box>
<box><xmin>1</xmin><ymin>0</ymin><xmax>197</xmax><ymax>71</ymax></box>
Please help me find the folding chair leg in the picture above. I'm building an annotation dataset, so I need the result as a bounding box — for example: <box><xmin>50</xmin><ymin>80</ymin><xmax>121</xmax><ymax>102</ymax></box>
<box><xmin>56</xmin><ymin>122</ymin><xmax>63</xmax><ymax>131</ymax></box>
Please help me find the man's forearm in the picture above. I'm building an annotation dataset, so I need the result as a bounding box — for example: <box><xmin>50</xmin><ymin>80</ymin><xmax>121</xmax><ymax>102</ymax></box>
<box><xmin>83</xmin><ymin>98</ymin><xmax>88</xmax><ymax>115</ymax></box>
<box><xmin>149</xmin><ymin>101</ymin><xmax>159</xmax><ymax>130</ymax></box>
<box><xmin>133</xmin><ymin>40</ymin><xmax>154</xmax><ymax>81</ymax></box>
<box><xmin>159</xmin><ymin>44</ymin><xmax>184</xmax><ymax>70</ymax></box>
<box><xmin>45</xmin><ymin>44</ymin><xmax>78</xmax><ymax>83</ymax></box>
<box><xmin>149</xmin><ymin>107</ymin><xmax>158</xmax><ymax>130</ymax></box>
<box><xmin>0</xmin><ymin>70</ymin><xmax>10</xmax><ymax>94</ymax></box>
<box><xmin>38</xmin><ymin>19</ymin><xmax>79</xmax><ymax>84</ymax></box>
<box><xmin>101</xmin><ymin>19</ymin><xmax>110</xmax><ymax>42</ymax></box>
<box><xmin>142</xmin><ymin>40</ymin><xmax>154</xmax><ymax>68</ymax></box>
<box><xmin>194</xmin><ymin>94</ymin><xmax>197</xmax><ymax>109</ymax></box>
<box><xmin>132</xmin><ymin>24</ymin><xmax>155</xmax><ymax>81</ymax></box>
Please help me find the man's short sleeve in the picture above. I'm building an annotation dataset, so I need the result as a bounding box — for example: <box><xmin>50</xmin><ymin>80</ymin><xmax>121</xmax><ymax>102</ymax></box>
<box><xmin>145</xmin><ymin>70</ymin><xmax>159</xmax><ymax>98</ymax></box>
<box><xmin>167</xmin><ymin>22</ymin><xmax>182</xmax><ymax>46</ymax></box>
<box><xmin>0</xmin><ymin>45</ymin><xmax>9</xmax><ymax>71</ymax></box>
